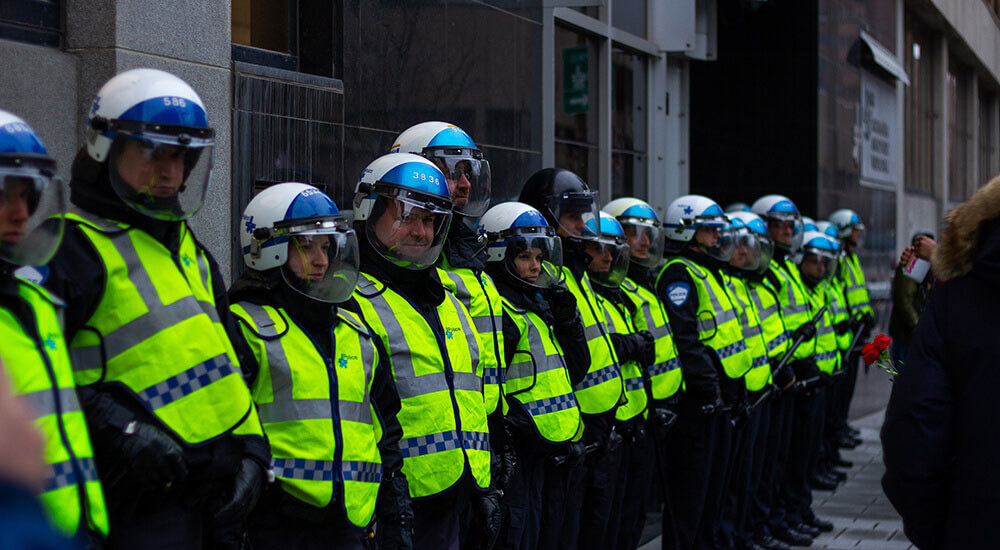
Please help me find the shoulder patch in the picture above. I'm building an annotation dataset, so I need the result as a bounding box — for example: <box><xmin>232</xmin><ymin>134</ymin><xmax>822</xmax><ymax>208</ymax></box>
<box><xmin>14</xmin><ymin>265</ymin><xmax>47</xmax><ymax>285</ymax></box>
<box><xmin>666</xmin><ymin>282</ymin><xmax>690</xmax><ymax>307</ymax></box>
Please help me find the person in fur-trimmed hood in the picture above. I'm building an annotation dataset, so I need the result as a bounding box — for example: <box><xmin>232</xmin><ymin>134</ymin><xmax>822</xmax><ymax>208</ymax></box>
<box><xmin>881</xmin><ymin>174</ymin><xmax>1000</xmax><ymax>550</ymax></box>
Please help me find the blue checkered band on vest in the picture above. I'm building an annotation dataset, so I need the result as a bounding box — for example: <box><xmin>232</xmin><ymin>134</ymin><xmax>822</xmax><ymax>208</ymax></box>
<box><xmin>44</xmin><ymin>457</ymin><xmax>98</xmax><ymax>492</ymax></box>
<box><xmin>522</xmin><ymin>393</ymin><xmax>578</xmax><ymax>416</ymax></box>
<box><xmin>342</xmin><ymin>461</ymin><xmax>384</xmax><ymax>484</ymax></box>
<box><xmin>625</xmin><ymin>376</ymin><xmax>645</xmax><ymax>392</ymax></box>
<box><xmin>574</xmin><ymin>363</ymin><xmax>620</xmax><ymax>390</ymax></box>
<box><xmin>272</xmin><ymin>458</ymin><xmax>336</xmax><ymax>481</ymax></box>
<box><xmin>750</xmin><ymin>355</ymin><xmax>769</xmax><ymax>369</ymax></box>
<box><xmin>136</xmin><ymin>353</ymin><xmax>236</xmax><ymax>410</ymax></box>
<box><xmin>649</xmin><ymin>357</ymin><xmax>681</xmax><ymax>377</ymax></box>
<box><xmin>717</xmin><ymin>340</ymin><xmax>748</xmax><ymax>359</ymax></box>
<box><xmin>462</xmin><ymin>431</ymin><xmax>491</xmax><ymax>452</ymax></box>
<box><xmin>817</xmin><ymin>351</ymin><xmax>839</xmax><ymax>362</ymax></box>
<box><xmin>399</xmin><ymin>431</ymin><xmax>461</xmax><ymax>458</ymax></box>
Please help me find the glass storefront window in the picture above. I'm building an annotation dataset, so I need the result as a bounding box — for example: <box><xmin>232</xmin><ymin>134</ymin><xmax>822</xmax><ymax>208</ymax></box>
<box><xmin>555</xmin><ymin>25</ymin><xmax>600</xmax><ymax>186</ymax></box>
<box><xmin>612</xmin><ymin>48</ymin><xmax>647</xmax><ymax>198</ymax></box>
<box><xmin>233</xmin><ymin>0</ymin><xmax>290</xmax><ymax>53</ymax></box>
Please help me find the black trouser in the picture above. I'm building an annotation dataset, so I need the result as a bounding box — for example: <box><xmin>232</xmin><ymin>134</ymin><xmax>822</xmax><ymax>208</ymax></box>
<box><xmin>748</xmin><ymin>399</ymin><xmax>774</xmax><ymax>542</ymax></box>
<box><xmin>662</xmin><ymin>398</ymin><xmax>733</xmax><ymax>550</ymax></box>
<box><xmin>836</xmin><ymin>351</ymin><xmax>860</xmax><ymax>429</ymax></box>
<box><xmin>766</xmin><ymin>392</ymin><xmax>797</xmax><ymax>534</ymax></box>
<box><xmin>249</xmin><ymin>490</ymin><xmax>366</xmax><ymax>550</ymax></box>
<box><xmin>617</xmin><ymin>429</ymin><xmax>655</xmax><ymax>550</ymax></box>
<box><xmin>563</xmin><ymin>434</ymin><xmax>624</xmax><ymax>550</ymax></box>
<box><xmin>414</xmin><ymin>486</ymin><xmax>471</xmax><ymax>550</ymax></box>
<box><xmin>498</xmin><ymin>449</ymin><xmax>546</xmax><ymax>550</ymax></box>
<box><xmin>537</xmin><ymin>457</ymin><xmax>586</xmax><ymax>550</ymax></box>
<box><xmin>780</xmin><ymin>388</ymin><xmax>825</xmax><ymax>527</ymax></box>
<box><xmin>720</xmin><ymin>398</ymin><xmax>765</xmax><ymax>550</ymax></box>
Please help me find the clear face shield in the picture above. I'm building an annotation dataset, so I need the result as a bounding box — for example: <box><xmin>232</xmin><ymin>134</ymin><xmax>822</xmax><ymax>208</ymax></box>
<box><xmin>729</xmin><ymin>226</ymin><xmax>765</xmax><ymax>272</ymax></box>
<box><xmin>499</xmin><ymin>226</ymin><xmax>564</xmax><ymax>289</ymax></box>
<box><xmin>694</xmin><ymin>216</ymin><xmax>735</xmax><ymax>263</ymax></box>
<box><xmin>756</xmin><ymin>234</ymin><xmax>775</xmax><ymax>273</ymax></box>
<box><xmin>256</xmin><ymin>215</ymin><xmax>359</xmax><ymax>303</ymax></box>
<box><xmin>0</xmin><ymin>162</ymin><xmax>65</xmax><ymax>266</ymax></box>
<box><xmin>848</xmin><ymin>225</ymin><xmax>866</xmax><ymax>250</ymax></box>
<box><xmin>366</xmin><ymin>184</ymin><xmax>453</xmax><ymax>270</ymax></box>
<box><xmin>426</xmin><ymin>147</ymin><xmax>491</xmax><ymax>219</ymax></box>
<box><xmin>585</xmin><ymin>233</ymin><xmax>631</xmax><ymax>288</ymax></box>
<box><xmin>104</xmin><ymin>120</ymin><xmax>215</xmax><ymax>221</ymax></box>
<box><xmin>620</xmin><ymin>217</ymin><xmax>664</xmax><ymax>268</ymax></box>
<box><xmin>766</xmin><ymin>212</ymin><xmax>804</xmax><ymax>253</ymax></box>
<box><xmin>800</xmin><ymin>248</ymin><xmax>838</xmax><ymax>284</ymax></box>
<box><xmin>548</xmin><ymin>190</ymin><xmax>600</xmax><ymax>241</ymax></box>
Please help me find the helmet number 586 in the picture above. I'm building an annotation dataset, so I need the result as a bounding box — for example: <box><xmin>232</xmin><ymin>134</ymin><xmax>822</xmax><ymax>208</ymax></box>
<box><xmin>162</xmin><ymin>97</ymin><xmax>188</xmax><ymax>108</ymax></box>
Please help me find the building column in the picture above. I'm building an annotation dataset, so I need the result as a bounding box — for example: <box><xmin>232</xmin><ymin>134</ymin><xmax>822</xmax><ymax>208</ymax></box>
<box><xmin>932</xmin><ymin>34</ymin><xmax>949</xmax><ymax>221</ymax></box>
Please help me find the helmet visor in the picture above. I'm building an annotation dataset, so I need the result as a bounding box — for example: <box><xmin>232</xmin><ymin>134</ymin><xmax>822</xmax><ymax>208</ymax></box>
<box><xmin>499</xmin><ymin>227</ymin><xmax>564</xmax><ymax>289</ymax></box>
<box><xmin>620</xmin><ymin>218</ymin><xmax>664</xmax><ymax>268</ymax></box>
<box><xmin>766</xmin><ymin>214</ymin><xmax>804</xmax><ymax>252</ymax></box>
<box><xmin>365</xmin><ymin>192</ymin><xmax>452</xmax><ymax>271</ymax></box>
<box><xmin>426</xmin><ymin>148</ymin><xmax>491</xmax><ymax>218</ymax></box>
<box><xmin>756</xmin><ymin>234</ymin><xmax>775</xmax><ymax>273</ymax></box>
<box><xmin>585</xmin><ymin>235</ymin><xmax>630</xmax><ymax>288</ymax></box>
<box><xmin>848</xmin><ymin>227</ymin><xmax>866</xmax><ymax>250</ymax></box>
<box><xmin>695</xmin><ymin>221</ymin><xmax>735</xmax><ymax>263</ymax></box>
<box><xmin>279</xmin><ymin>218</ymin><xmax>360</xmax><ymax>303</ymax></box>
<box><xmin>0</xmin><ymin>167</ymin><xmax>65</xmax><ymax>266</ymax></box>
<box><xmin>548</xmin><ymin>190</ymin><xmax>600</xmax><ymax>241</ymax></box>
<box><xmin>729</xmin><ymin>227</ymin><xmax>764</xmax><ymax>272</ymax></box>
<box><xmin>107</xmin><ymin>132</ymin><xmax>213</xmax><ymax>221</ymax></box>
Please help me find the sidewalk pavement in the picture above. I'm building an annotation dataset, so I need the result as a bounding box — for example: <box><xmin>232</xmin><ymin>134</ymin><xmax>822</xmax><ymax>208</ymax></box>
<box><xmin>638</xmin><ymin>406</ymin><xmax>908</xmax><ymax>550</ymax></box>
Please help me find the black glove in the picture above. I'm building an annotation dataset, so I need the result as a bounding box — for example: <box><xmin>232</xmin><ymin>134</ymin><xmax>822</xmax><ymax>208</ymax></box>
<box><xmin>474</xmin><ymin>489</ymin><xmax>503</xmax><ymax>549</ymax></box>
<box><xmin>651</xmin><ymin>407</ymin><xmax>678</xmax><ymax>432</ymax></box>
<box><xmin>609</xmin><ymin>332</ymin><xmax>653</xmax><ymax>365</ymax></box>
<box><xmin>546</xmin><ymin>285</ymin><xmax>579</xmax><ymax>325</ymax></box>
<box><xmin>377</xmin><ymin>473</ymin><xmax>414</xmax><ymax>550</ymax></box>
<box><xmin>791</xmin><ymin>321</ymin><xmax>816</xmax><ymax>342</ymax></box>
<box><xmin>492</xmin><ymin>446</ymin><xmax>517</xmax><ymax>492</ymax></box>
<box><xmin>772</xmin><ymin>363</ymin><xmax>797</xmax><ymax>391</ymax></box>
<box><xmin>212</xmin><ymin>457</ymin><xmax>266</xmax><ymax>526</ymax></box>
<box><xmin>553</xmin><ymin>440</ymin><xmax>587</xmax><ymax>466</ymax></box>
<box><xmin>691</xmin><ymin>391</ymin><xmax>724</xmax><ymax>417</ymax></box>
<box><xmin>849</xmin><ymin>316</ymin><xmax>863</xmax><ymax>334</ymax></box>
<box><xmin>834</xmin><ymin>320</ymin><xmax>851</xmax><ymax>335</ymax></box>
<box><xmin>637</xmin><ymin>330</ymin><xmax>656</xmax><ymax>366</ymax></box>
<box><xmin>605</xmin><ymin>425</ymin><xmax>623</xmax><ymax>453</ymax></box>
<box><xmin>114</xmin><ymin>421</ymin><xmax>189</xmax><ymax>491</ymax></box>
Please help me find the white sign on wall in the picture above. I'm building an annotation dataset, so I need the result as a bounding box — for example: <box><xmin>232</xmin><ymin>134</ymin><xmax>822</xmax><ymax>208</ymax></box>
<box><xmin>860</xmin><ymin>71</ymin><xmax>899</xmax><ymax>185</ymax></box>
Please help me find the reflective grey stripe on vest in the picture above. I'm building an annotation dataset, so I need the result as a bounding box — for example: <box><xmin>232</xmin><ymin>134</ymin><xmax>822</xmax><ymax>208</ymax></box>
<box><xmin>522</xmin><ymin>392</ymin><xmax>578</xmax><ymax>417</ymax></box>
<box><xmin>238</xmin><ymin>303</ymin><xmax>373</xmax><ymax>426</ymax></box>
<box><xmin>742</xmin><ymin>323</ymin><xmax>763</xmax><ymax>339</ymax></box>
<box><xmin>69</xmin><ymin>225</ymin><xmax>222</xmax><ymax>369</ymax></box>
<box><xmin>361</xmin><ymin>283</ymin><xmax>481</xmax><ymax>398</ymax></box>
<box><xmin>583</xmin><ymin>322</ymin><xmax>605</xmax><ymax>343</ymax></box>
<box><xmin>624</xmin><ymin>375</ymin><xmax>645</xmax><ymax>392</ymax></box>
<box><xmin>272</xmin><ymin>457</ymin><xmax>334</xmax><ymax>481</ymax></box>
<box><xmin>18</xmin><ymin>386</ymin><xmax>81</xmax><ymax>419</ymax></box>
<box><xmin>574</xmin><ymin>363</ymin><xmax>620</xmax><ymax>391</ymax></box>
<box><xmin>44</xmin><ymin>457</ymin><xmax>98</xmax><ymax>492</ymax></box>
<box><xmin>343</xmin><ymin>460</ymin><xmax>383</xmax><ymax>484</ymax></box>
<box><xmin>649</xmin><ymin>357</ymin><xmax>681</xmax><ymax>377</ymax></box>
<box><xmin>508</xmin><ymin>315</ymin><xmax>567</xmax><ymax>383</ymax></box>
<box><xmin>717</xmin><ymin>340</ymin><xmax>747</xmax><ymax>359</ymax></box>
<box><xmin>775</xmin><ymin>269</ymin><xmax>810</xmax><ymax>316</ymax></box>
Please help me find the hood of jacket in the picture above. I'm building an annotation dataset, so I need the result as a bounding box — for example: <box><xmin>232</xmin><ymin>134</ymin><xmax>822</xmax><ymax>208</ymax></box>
<box><xmin>933</xmin><ymin>176</ymin><xmax>1000</xmax><ymax>282</ymax></box>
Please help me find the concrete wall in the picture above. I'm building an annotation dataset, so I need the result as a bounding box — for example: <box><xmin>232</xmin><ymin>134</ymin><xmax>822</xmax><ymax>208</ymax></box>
<box><xmin>901</xmin><ymin>193</ymin><xmax>939</xmax><ymax>249</ymax></box>
<box><xmin>929</xmin><ymin>0</ymin><xmax>1000</xmax><ymax>86</ymax></box>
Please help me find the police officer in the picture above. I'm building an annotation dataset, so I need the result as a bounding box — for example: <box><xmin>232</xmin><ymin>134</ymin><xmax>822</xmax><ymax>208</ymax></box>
<box><xmin>828</xmin><ymin>208</ymin><xmax>872</xmax><ymax>449</ymax></box>
<box><xmin>585</xmin><ymin>212</ymin><xmax>655</xmax><ymax>550</ymax></box>
<box><xmin>750</xmin><ymin>195</ymin><xmax>826</xmax><ymax>544</ymax></box>
<box><xmin>656</xmin><ymin>195</ymin><xmax>752</xmax><ymax>550</ymax></box>
<box><xmin>481</xmin><ymin>201</ymin><xmax>588</xmax><ymax>550</ymax></box>
<box><xmin>0</xmin><ymin>110</ymin><xmax>109</xmax><ymax>543</ymax></box>
<box><xmin>226</xmin><ymin>183</ymin><xmax>411</xmax><ymax>549</ymax></box>
<box><xmin>603</xmin><ymin>197</ymin><xmax>682</xmax><ymax>550</ymax></box>
<box><xmin>43</xmin><ymin>69</ymin><xmax>269</xmax><ymax>548</ymax></box>
<box><xmin>345</xmin><ymin>153</ymin><xmax>491</xmax><ymax>549</ymax></box>
<box><xmin>518</xmin><ymin>168</ymin><xmax>625</xmax><ymax>550</ymax></box>
<box><xmin>389</xmin><ymin>123</ymin><xmax>513</xmax><ymax>545</ymax></box>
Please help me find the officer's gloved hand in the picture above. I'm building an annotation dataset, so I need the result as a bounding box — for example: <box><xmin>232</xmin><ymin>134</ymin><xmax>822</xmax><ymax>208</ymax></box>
<box><xmin>377</xmin><ymin>472</ymin><xmax>414</xmax><ymax>550</ymax></box>
<box><xmin>492</xmin><ymin>445</ymin><xmax>518</xmax><ymax>492</ymax></box>
<box><xmin>691</xmin><ymin>392</ymin><xmax>724</xmax><ymax>417</ymax></box>
<box><xmin>474</xmin><ymin>489</ymin><xmax>503</xmax><ymax>549</ymax></box>
<box><xmin>834</xmin><ymin>320</ymin><xmax>851</xmax><ymax>335</ymax></box>
<box><xmin>553</xmin><ymin>440</ymin><xmax>587</xmax><ymax>467</ymax></box>
<box><xmin>637</xmin><ymin>330</ymin><xmax>657</xmax><ymax>366</ymax></box>
<box><xmin>605</xmin><ymin>426</ymin><xmax>623</xmax><ymax>453</ymax></box>
<box><xmin>861</xmin><ymin>313</ymin><xmax>875</xmax><ymax>337</ymax></box>
<box><xmin>212</xmin><ymin>457</ymin><xmax>266</xmax><ymax>526</ymax></box>
<box><xmin>651</xmin><ymin>407</ymin><xmax>678</xmax><ymax>432</ymax></box>
<box><xmin>546</xmin><ymin>285</ymin><xmax>579</xmax><ymax>325</ymax></box>
<box><xmin>772</xmin><ymin>364</ymin><xmax>797</xmax><ymax>392</ymax></box>
<box><xmin>791</xmin><ymin>322</ymin><xmax>816</xmax><ymax>342</ymax></box>
<box><xmin>115</xmin><ymin>420</ymin><xmax>189</xmax><ymax>491</ymax></box>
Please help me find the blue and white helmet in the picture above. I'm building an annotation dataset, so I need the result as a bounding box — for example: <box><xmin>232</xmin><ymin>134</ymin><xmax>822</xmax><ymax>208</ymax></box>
<box><xmin>815</xmin><ymin>220</ymin><xmax>842</xmax><ymax>253</ymax></box>
<box><xmin>86</xmin><ymin>68</ymin><xmax>215</xmax><ymax>221</ymax></box>
<box><xmin>725</xmin><ymin>202</ymin><xmax>751</xmax><ymax>213</ymax></box>
<box><xmin>751</xmin><ymin>194</ymin><xmax>804</xmax><ymax>253</ymax></box>
<box><xmin>801</xmin><ymin>216</ymin><xmax>817</xmax><ymax>233</ymax></box>
<box><xmin>727</xmin><ymin>211</ymin><xmax>774</xmax><ymax>272</ymax></box>
<box><xmin>390</xmin><ymin>121</ymin><xmax>491</xmax><ymax>218</ymax></box>
<box><xmin>828</xmin><ymin>208</ymin><xmax>865</xmax><ymax>246</ymax></box>
<box><xmin>603</xmin><ymin>197</ymin><xmax>664</xmax><ymax>268</ymax></box>
<box><xmin>241</xmin><ymin>183</ymin><xmax>359</xmax><ymax>303</ymax></box>
<box><xmin>584</xmin><ymin>211</ymin><xmax>630</xmax><ymax>288</ymax></box>
<box><xmin>480</xmin><ymin>201</ymin><xmax>563</xmax><ymax>289</ymax></box>
<box><xmin>665</xmin><ymin>194</ymin><xmax>734</xmax><ymax>262</ymax></box>
<box><xmin>0</xmin><ymin>110</ymin><xmax>65</xmax><ymax>266</ymax></box>
<box><xmin>353</xmin><ymin>153</ymin><xmax>452</xmax><ymax>271</ymax></box>
<box><xmin>796</xmin><ymin>230</ymin><xmax>839</xmax><ymax>283</ymax></box>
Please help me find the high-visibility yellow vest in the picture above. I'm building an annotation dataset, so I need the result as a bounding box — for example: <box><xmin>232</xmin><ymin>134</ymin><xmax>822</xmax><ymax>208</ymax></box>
<box><xmin>501</xmin><ymin>298</ymin><xmax>583</xmax><ymax>445</ymax></box>
<box><xmin>438</xmin><ymin>259</ymin><xmax>505</xmax><ymax>417</ymax></box>
<box><xmin>352</xmin><ymin>273</ymin><xmax>490</xmax><ymax>499</ymax></box>
<box><xmin>660</xmin><ymin>258</ymin><xmax>752</xmax><ymax>379</ymax></box>
<box><xmin>826</xmin><ymin>278</ymin><xmax>852</xmax><ymax>351</ymax></box>
<box><xmin>767</xmin><ymin>259</ymin><xmax>817</xmax><ymax>361</ymax></box>
<box><xmin>63</xmin><ymin>211</ymin><xmax>259</xmax><ymax>445</ymax></box>
<box><xmin>838</xmin><ymin>252</ymin><xmax>873</xmax><ymax>318</ymax></box>
<box><xmin>805</xmin><ymin>284</ymin><xmax>840</xmax><ymax>375</ymax></box>
<box><xmin>231</xmin><ymin>302</ymin><xmax>382</xmax><ymax>527</ymax></box>
<box><xmin>747</xmin><ymin>280</ymin><xmax>790</xmax><ymax>363</ymax></box>
<box><xmin>0</xmin><ymin>278</ymin><xmax>109</xmax><ymax>537</ymax></box>
<box><xmin>724</xmin><ymin>274</ymin><xmax>772</xmax><ymax>392</ymax></box>
<box><xmin>560</xmin><ymin>267</ymin><xmax>624</xmax><ymax>416</ymax></box>
<box><xmin>620</xmin><ymin>278</ymin><xmax>682</xmax><ymax>401</ymax></box>
<box><xmin>596</xmin><ymin>294</ymin><xmax>648</xmax><ymax>422</ymax></box>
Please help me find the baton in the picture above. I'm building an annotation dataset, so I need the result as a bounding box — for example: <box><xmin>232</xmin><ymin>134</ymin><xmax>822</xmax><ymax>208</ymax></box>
<box><xmin>772</xmin><ymin>305</ymin><xmax>828</xmax><ymax>373</ymax></box>
<box><xmin>749</xmin><ymin>385</ymin><xmax>774</xmax><ymax>410</ymax></box>
<box><xmin>552</xmin><ymin>441</ymin><xmax>602</xmax><ymax>466</ymax></box>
